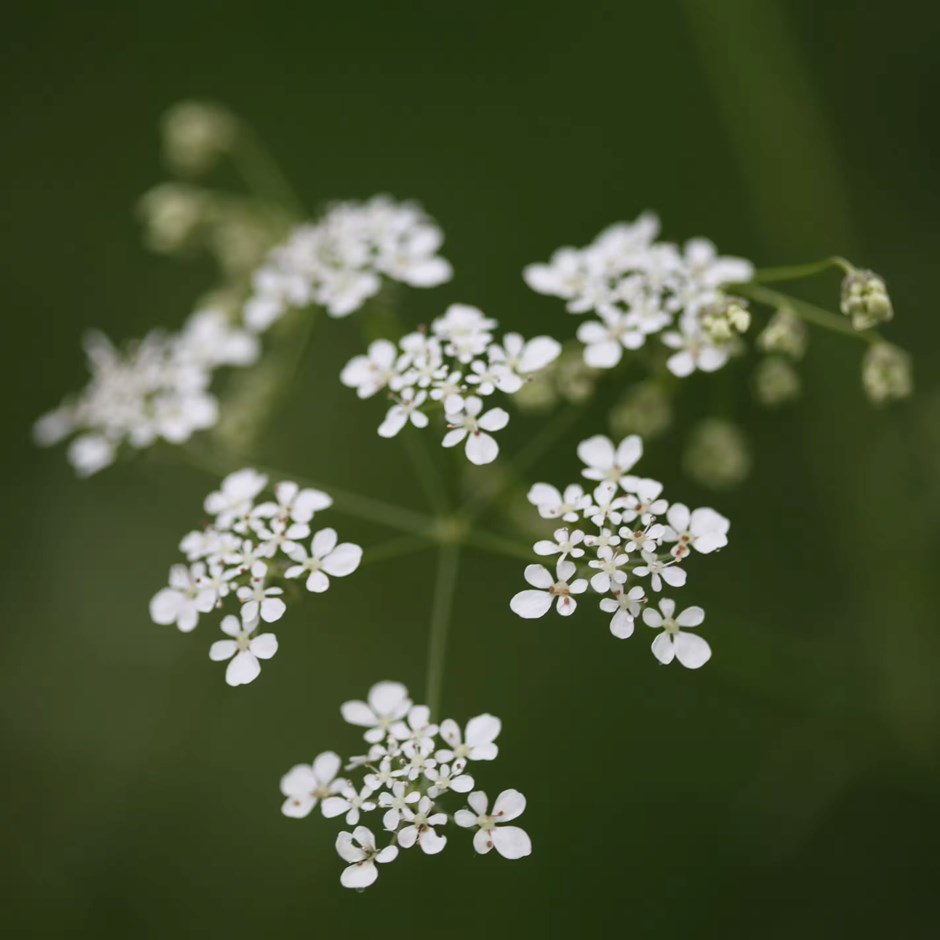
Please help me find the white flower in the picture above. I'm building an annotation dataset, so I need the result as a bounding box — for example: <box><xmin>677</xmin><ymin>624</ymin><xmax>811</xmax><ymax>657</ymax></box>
<box><xmin>390</xmin><ymin>704</ymin><xmax>439</xmax><ymax>748</ymax></box>
<box><xmin>533</xmin><ymin>527</ymin><xmax>585</xmax><ymax>561</ymax></box>
<box><xmin>431</xmin><ymin>304</ymin><xmax>497</xmax><ymax>363</ymax></box>
<box><xmin>526</xmin><ymin>482</ymin><xmax>589</xmax><ymax>522</ymax></box>
<box><xmin>632</xmin><ymin>551</ymin><xmax>687</xmax><ymax>592</ymax></box>
<box><xmin>585</xmin><ymin>481</ymin><xmax>626</xmax><ymax>527</ymax></box>
<box><xmin>208</xmin><ymin>612</ymin><xmax>278</xmax><ymax>686</ymax></box>
<box><xmin>335</xmin><ymin>826</ymin><xmax>399</xmax><ymax>889</ymax></box>
<box><xmin>466</xmin><ymin>358</ymin><xmax>522</xmax><ymax>395</ymax></box>
<box><xmin>599</xmin><ymin>585</ymin><xmax>646</xmax><ymax>639</ymax></box>
<box><xmin>510</xmin><ymin>559</ymin><xmax>588</xmax><ymax>618</ymax></box>
<box><xmin>454</xmin><ymin>790</ymin><xmax>532</xmax><ymax>859</ymax></box>
<box><xmin>396</xmin><ymin>795</ymin><xmax>448</xmax><ymax>854</ymax></box>
<box><xmin>425</xmin><ymin>761</ymin><xmax>475</xmax><ymax>799</ymax></box>
<box><xmin>364</xmin><ymin>757</ymin><xmax>405</xmax><ymax>792</ymax></box>
<box><xmin>149</xmin><ymin>563</ymin><xmax>216</xmax><ymax>632</ymax></box>
<box><xmin>67</xmin><ymin>434</ymin><xmax>116</xmax><ymax>477</ymax></box>
<box><xmin>401</xmin><ymin>739</ymin><xmax>437</xmax><ymax>781</ymax></box>
<box><xmin>442</xmin><ymin>395</ymin><xmax>509</xmax><ymax>466</ymax></box>
<box><xmin>236</xmin><ymin>561</ymin><xmax>287</xmax><ymax>622</ymax></box>
<box><xmin>488</xmin><ymin>333</ymin><xmax>561</xmax><ymax>375</ymax></box>
<box><xmin>322</xmin><ymin>783</ymin><xmax>377</xmax><ymax>825</ymax></box>
<box><xmin>578</xmin><ymin>434</ymin><xmax>643</xmax><ymax>485</ymax></box>
<box><xmin>280</xmin><ymin>751</ymin><xmax>344</xmax><ymax>818</ymax></box>
<box><xmin>340</xmin><ymin>339</ymin><xmax>399</xmax><ymax>399</ymax></box>
<box><xmin>436</xmin><ymin>713</ymin><xmax>501</xmax><ymax>762</ymax></box>
<box><xmin>377</xmin><ymin>781</ymin><xmax>421</xmax><ymax>830</ymax></box>
<box><xmin>378</xmin><ymin>388</ymin><xmax>429</xmax><ymax>438</ymax></box>
<box><xmin>284</xmin><ymin>528</ymin><xmax>362</xmax><ymax>592</ymax></box>
<box><xmin>253</xmin><ymin>480</ymin><xmax>332</xmax><ymax>525</ymax></box>
<box><xmin>576</xmin><ymin>310</ymin><xmax>645</xmax><ymax>368</ymax></box>
<box><xmin>341</xmin><ymin>681</ymin><xmax>413</xmax><ymax>743</ymax></box>
<box><xmin>642</xmin><ymin>598</ymin><xmax>711</xmax><ymax>668</ymax></box>
<box><xmin>663</xmin><ymin>504</ymin><xmax>730</xmax><ymax>558</ymax></box>
<box><xmin>588</xmin><ymin>545</ymin><xmax>630</xmax><ymax>593</ymax></box>
<box><xmin>204</xmin><ymin>468</ymin><xmax>268</xmax><ymax>528</ymax></box>
<box><xmin>620</xmin><ymin>478</ymin><xmax>668</xmax><ymax>526</ymax></box>
<box><xmin>662</xmin><ymin>327</ymin><xmax>729</xmax><ymax>377</ymax></box>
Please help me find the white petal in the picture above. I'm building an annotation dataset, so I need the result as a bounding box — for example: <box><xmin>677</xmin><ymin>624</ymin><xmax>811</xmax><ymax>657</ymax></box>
<box><xmin>465</xmin><ymin>714</ymin><xmax>501</xmax><ymax>747</ymax></box>
<box><xmin>674</xmin><ymin>632</ymin><xmax>712</xmax><ymax>669</ymax></box>
<box><xmin>340</xmin><ymin>700</ymin><xmax>375</xmax><ymax>727</ymax></box>
<box><xmin>454</xmin><ymin>809</ymin><xmax>477</xmax><ymax>828</ymax></box>
<box><xmin>492</xmin><ymin>789</ymin><xmax>526</xmax><ymax>821</ymax></box>
<box><xmin>305</xmin><ymin>570</ymin><xmax>330</xmax><ymax>593</ymax></box>
<box><xmin>369</xmin><ymin>681</ymin><xmax>409</xmax><ymax>715</ymax></box>
<box><xmin>225</xmin><ymin>651</ymin><xmax>261</xmax><ymax>685</ymax></box>
<box><xmin>524</xmin><ymin>564</ymin><xmax>553</xmax><ymax>589</ymax></box>
<box><xmin>478</xmin><ymin>407</ymin><xmax>509</xmax><ymax>432</ymax></box>
<box><xmin>311</xmin><ymin>528</ymin><xmax>338</xmax><ymax>558</ymax></box>
<box><xmin>465</xmin><ymin>431</ymin><xmax>499</xmax><ymax>465</ymax></box>
<box><xmin>492</xmin><ymin>825</ymin><xmax>532</xmax><ymax>860</ymax></box>
<box><xmin>467</xmin><ymin>791</ymin><xmax>488</xmax><ymax>815</ymax></box>
<box><xmin>209</xmin><ymin>639</ymin><xmax>236</xmax><ymax>661</ymax></box>
<box><xmin>249</xmin><ymin>632</ymin><xmax>278</xmax><ymax>659</ymax></box>
<box><xmin>473</xmin><ymin>827</ymin><xmax>494</xmax><ymax>854</ymax></box>
<box><xmin>518</xmin><ymin>336</ymin><xmax>561</xmax><ymax>372</ymax></box>
<box><xmin>335</xmin><ymin>831</ymin><xmax>364</xmax><ymax>863</ymax></box>
<box><xmin>510</xmin><ymin>590</ymin><xmax>553</xmax><ymax>619</ymax></box>
<box><xmin>378</xmin><ymin>408</ymin><xmax>408</xmax><ymax>438</ymax></box>
<box><xmin>322</xmin><ymin>543</ymin><xmax>362</xmax><ymax>577</ymax></box>
<box><xmin>321</xmin><ymin>796</ymin><xmax>350</xmax><ymax>819</ymax></box>
<box><xmin>148</xmin><ymin>589</ymin><xmax>181</xmax><ymax>626</ymax></box>
<box><xmin>312</xmin><ymin>751</ymin><xmax>341</xmax><ymax>784</ymax></box>
<box><xmin>340</xmin><ymin>861</ymin><xmax>378</xmax><ymax>889</ymax></box>
<box><xmin>610</xmin><ymin>609</ymin><xmax>635</xmax><ymax>639</ymax></box>
<box><xmin>442</xmin><ymin>428</ymin><xmax>467</xmax><ymax>448</ymax></box>
<box><xmin>260</xmin><ymin>597</ymin><xmax>286</xmax><ymax>622</ymax></box>
<box><xmin>420</xmin><ymin>830</ymin><xmax>447</xmax><ymax>855</ymax></box>
<box><xmin>281</xmin><ymin>794</ymin><xmax>315</xmax><ymax>819</ymax></box>
<box><xmin>676</xmin><ymin>606</ymin><xmax>705</xmax><ymax>628</ymax></box>
<box><xmin>651</xmin><ymin>632</ymin><xmax>676</xmax><ymax>665</ymax></box>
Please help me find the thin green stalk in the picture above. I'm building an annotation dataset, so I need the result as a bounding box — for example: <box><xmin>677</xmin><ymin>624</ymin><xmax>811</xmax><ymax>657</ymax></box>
<box><xmin>751</xmin><ymin>256</ymin><xmax>852</xmax><ymax>284</ymax></box>
<box><xmin>739</xmin><ymin>283</ymin><xmax>879</xmax><ymax>345</ymax></box>
<box><xmin>358</xmin><ymin>534</ymin><xmax>431</xmax><ymax>566</ymax></box>
<box><xmin>230</xmin><ymin>124</ymin><xmax>304</xmax><ymax>215</ymax></box>
<box><xmin>400</xmin><ymin>430</ymin><xmax>451</xmax><ymax>516</ymax></box>
<box><xmin>179</xmin><ymin>445</ymin><xmax>436</xmax><ymax>535</ymax></box>
<box><xmin>425</xmin><ymin>544</ymin><xmax>461</xmax><ymax>717</ymax></box>
<box><xmin>463</xmin><ymin>530</ymin><xmax>534</xmax><ymax>563</ymax></box>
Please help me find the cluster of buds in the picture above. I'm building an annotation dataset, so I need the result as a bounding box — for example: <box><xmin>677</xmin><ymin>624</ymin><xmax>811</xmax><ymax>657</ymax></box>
<box><xmin>841</xmin><ymin>269</ymin><xmax>894</xmax><ymax>331</ymax></box>
<box><xmin>280</xmin><ymin>681</ymin><xmax>531</xmax><ymax>889</ymax></box>
<box><xmin>149</xmin><ymin>469</ymin><xmax>363</xmax><ymax>685</ymax></box>
<box><xmin>754</xmin><ymin>308</ymin><xmax>808</xmax><ymax>407</ymax></box>
<box><xmin>862</xmin><ymin>342</ymin><xmax>913</xmax><ymax>405</ymax></box>
<box><xmin>700</xmin><ymin>295</ymin><xmax>751</xmax><ymax>345</ymax></box>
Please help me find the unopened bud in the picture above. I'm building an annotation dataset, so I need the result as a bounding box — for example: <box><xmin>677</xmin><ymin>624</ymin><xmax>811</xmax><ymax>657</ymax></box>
<box><xmin>137</xmin><ymin>183</ymin><xmax>210</xmax><ymax>253</ymax></box>
<box><xmin>162</xmin><ymin>101</ymin><xmax>237</xmax><ymax>175</ymax></box>
<box><xmin>701</xmin><ymin>296</ymin><xmax>751</xmax><ymax>345</ymax></box>
<box><xmin>861</xmin><ymin>342</ymin><xmax>912</xmax><ymax>405</ymax></box>
<box><xmin>753</xmin><ymin>356</ymin><xmax>801</xmax><ymax>406</ymax></box>
<box><xmin>757</xmin><ymin>308</ymin><xmax>807</xmax><ymax>359</ymax></box>
<box><xmin>609</xmin><ymin>381</ymin><xmax>672</xmax><ymax>439</ymax></box>
<box><xmin>683</xmin><ymin>419</ymin><xmax>751</xmax><ymax>491</ymax></box>
<box><xmin>841</xmin><ymin>269</ymin><xmax>893</xmax><ymax>331</ymax></box>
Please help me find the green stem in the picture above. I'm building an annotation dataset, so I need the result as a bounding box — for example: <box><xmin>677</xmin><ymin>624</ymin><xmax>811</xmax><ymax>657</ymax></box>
<box><xmin>179</xmin><ymin>445</ymin><xmax>436</xmax><ymax>535</ymax></box>
<box><xmin>358</xmin><ymin>534</ymin><xmax>431</xmax><ymax>566</ymax></box>
<box><xmin>750</xmin><ymin>257</ymin><xmax>852</xmax><ymax>284</ymax></box>
<box><xmin>425</xmin><ymin>544</ymin><xmax>461</xmax><ymax>717</ymax></box>
<box><xmin>400</xmin><ymin>430</ymin><xmax>451</xmax><ymax>516</ymax></box>
<box><xmin>738</xmin><ymin>283</ymin><xmax>880</xmax><ymax>345</ymax></box>
<box><xmin>230</xmin><ymin>124</ymin><xmax>304</xmax><ymax>215</ymax></box>
<box><xmin>463</xmin><ymin>530</ymin><xmax>533</xmax><ymax>562</ymax></box>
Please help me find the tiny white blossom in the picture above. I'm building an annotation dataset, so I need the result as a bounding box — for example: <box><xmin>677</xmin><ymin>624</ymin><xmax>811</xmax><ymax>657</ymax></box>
<box><xmin>280</xmin><ymin>751</ymin><xmax>344</xmax><ymax>818</ymax></box>
<box><xmin>284</xmin><ymin>528</ymin><xmax>363</xmax><ymax>592</ymax></box>
<box><xmin>663</xmin><ymin>504</ymin><xmax>730</xmax><ymax>557</ymax></box>
<box><xmin>425</xmin><ymin>761</ymin><xmax>475</xmax><ymax>799</ymax></box>
<box><xmin>208</xmin><ymin>612</ymin><xmax>278</xmax><ymax>686</ymax></box>
<box><xmin>578</xmin><ymin>434</ymin><xmax>643</xmax><ymax>485</ymax></box>
<box><xmin>236</xmin><ymin>561</ymin><xmax>287</xmax><ymax>622</ymax></box>
<box><xmin>632</xmin><ymin>551</ymin><xmax>687</xmax><ymax>592</ymax></box>
<box><xmin>488</xmin><ymin>332</ymin><xmax>561</xmax><ymax>375</ymax></box>
<box><xmin>149</xmin><ymin>563</ymin><xmax>216</xmax><ymax>632</ymax></box>
<box><xmin>335</xmin><ymin>826</ymin><xmax>399</xmax><ymax>889</ymax></box>
<box><xmin>599</xmin><ymin>585</ymin><xmax>646</xmax><ymax>639</ymax></box>
<box><xmin>322</xmin><ymin>783</ymin><xmax>377</xmax><ymax>825</ymax></box>
<box><xmin>341</xmin><ymin>681</ymin><xmax>413</xmax><ymax>743</ymax></box>
<box><xmin>454</xmin><ymin>790</ymin><xmax>532</xmax><ymax>859</ymax></box>
<box><xmin>642</xmin><ymin>598</ymin><xmax>711</xmax><ymax>668</ymax></box>
<box><xmin>254</xmin><ymin>480</ymin><xmax>332</xmax><ymax>525</ymax></box>
<box><xmin>533</xmin><ymin>527</ymin><xmax>585</xmax><ymax>561</ymax></box>
<box><xmin>526</xmin><ymin>482</ymin><xmax>589</xmax><ymax>522</ymax></box>
<box><xmin>588</xmin><ymin>545</ymin><xmax>630</xmax><ymax>593</ymax></box>
<box><xmin>378</xmin><ymin>388</ymin><xmax>429</xmax><ymax>438</ymax></box>
<box><xmin>204</xmin><ymin>468</ymin><xmax>268</xmax><ymax>528</ymax></box>
<box><xmin>510</xmin><ymin>559</ymin><xmax>588</xmax><ymax>619</ymax></box>
<box><xmin>442</xmin><ymin>395</ymin><xmax>509</xmax><ymax>466</ymax></box>
<box><xmin>436</xmin><ymin>713</ymin><xmax>501</xmax><ymax>762</ymax></box>
<box><xmin>396</xmin><ymin>795</ymin><xmax>448</xmax><ymax>854</ymax></box>
<box><xmin>377</xmin><ymin>781</ymin><xmax>421</xmax><ymax>830</ymax></box>
<box><xmin>340</xmin><ymin>339</ymin><xmax>399</xmax><ymax>398</ymax></box>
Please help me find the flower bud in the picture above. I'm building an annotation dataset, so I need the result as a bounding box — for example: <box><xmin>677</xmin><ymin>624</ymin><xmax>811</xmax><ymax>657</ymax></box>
<box><xmin>861</xmin><ymin>342</ymin><xmax>912</xmax><ymax>405</ymax></box>
<box><xmin>757</xmin><ymin>308</ymin><xmax>807</xmax><ymax>359</ymax></box>
<box><xmin>137</xmin><ymin>183</ymin><xmax>210</xmax><ymax>254</ymax></box>
<box><xmin>701</xmin><ymin>296</ymin><xmax>751</xmax><ymax>345</ymax></box>
<box><xmin>753</xmin><ymin>356</ymin><xmax>801</xmax><ymax>406</ymax></box>
<box><xmin>162</xmin><ymin>101</ymin><xmax>237</xmax><ymax>175</ymax></box>
<box><xmin>609</xmin><ymin>381</ymin><xmax>672</xmax><ymax>439</ymax></box>
<box><xmin>840</xmin><ymin>269</ymin><xmax>893</xmax><ymax>331</ymax></box>
<box><xmin>683</xmin><ymin>419</ymin><xmax>751</xmax><ymax>490</ymax></box>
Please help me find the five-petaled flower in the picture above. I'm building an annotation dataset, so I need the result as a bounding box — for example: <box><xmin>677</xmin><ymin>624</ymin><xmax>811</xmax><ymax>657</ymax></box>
<box><xmin>209</xmin><ymin>612</ymin><xmax>279</xmax><ymax>686</ymax></box>
<box><xmin>454</xmin><ymin>790</ymin><xmax>532</xmax><ymax>859</ymax></box>
<box><xmin>642</xmin><ymin>598</ymin><xmax>711</xmax><ymax>668</ymax></box>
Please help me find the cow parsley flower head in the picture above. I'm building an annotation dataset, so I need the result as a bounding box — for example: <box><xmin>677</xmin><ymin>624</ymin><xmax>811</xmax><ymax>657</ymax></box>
<box><xmin>282</xmin><ymin>681</ymin><xmax>530</xmax><ymax>888</ymax></box>
<box><xmin>33</xmin><ymin>309</ymin><xmax>259</xmax><ymax>476</ymax></box>
<box><xmin>244</xmin><ymin>196</ymin><xmax>453</xmax><ymax>330</ymax></box>
<box><xmin>341</xmin><ymin>305</ymin><xmax>560</xmax><ymax>465</ymax></box>
<box><xmin>149</xmin><ymin>470</ymin><xmax>361</xmax><ymax>684</ymax></box>
<box><xmin>524</xmin><ymin>213</ymin><xmax>753</xmax><ymax>378</ymax></box>
<box><xmin>511</xmin><ymin>433</ymin><xmax>727</xmax><ymax>667</ymax></box>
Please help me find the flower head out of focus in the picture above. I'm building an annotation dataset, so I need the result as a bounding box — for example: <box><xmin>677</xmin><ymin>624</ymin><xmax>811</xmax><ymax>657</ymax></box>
<box><xmin>280</xmin><ymin>680</ymin><xmax>531</xmax><ymax>888</ymax></box>
<box><xmin>148</xmin><ymin>469</ymin><xmax>362</xmax><ymax>685</ymax></box>
<box><xmin>511</xmin><ymin>433</ymin><xmax>725</xmax><ymax>666</ymax></box>
<box><xmin>341</xmin><ymin>305</ymin><xmax>560</xmax><ymax>465</ymax></box>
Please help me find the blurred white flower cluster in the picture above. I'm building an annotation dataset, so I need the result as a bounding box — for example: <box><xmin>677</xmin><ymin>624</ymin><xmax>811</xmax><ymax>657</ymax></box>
<box><xmin>341</xmin><ymin>304</ymin><xmax>561</xmax><ymax>464</ymax></box>
<box><xmin>512</xmin><ymin>433</ymin><xmax>728</xmax><ymax>668</ymax></box>
<box><xmin>150</xmin><ymin>468</ymin><xmax>362</xmax><ymax>685</ymax></box>
<box><xmin>33</xmin><ymin>309</ymin><xmax>259</xmax><ymax>477</ymax></box>
<box><xmin>245</xmin><ymin>196</ymin><xmax>453</xmax><ymax>330</ymax></box>
<box><xmin>279</xmin><ymin>680</ymin><xmax>530</xmax><ymax>889</ymax></box>
<box><xmin>524</xmin><ymin>212</ymin><xmax>754</xmax><ymax>377</ymax></box>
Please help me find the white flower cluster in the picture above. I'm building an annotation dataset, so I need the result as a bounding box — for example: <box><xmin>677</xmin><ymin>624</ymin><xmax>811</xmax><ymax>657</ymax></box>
<box><xmin>280</xmin><ymin>680</ymin><xmax>531</xmax><ymax>889</ymax></box>
<box><xmin>245</xmin><ymin>196</ymin><xmax>453</xmax><ymax>331</ymax></box>
<box><xmin>33</xmin><ymin>309</ymin><xmax>259</xmax><ymax>477</ymax></box>
<box><xmin>523</xmin><ymin>212</ymin><xmax>754</xmax><ymax>378</ymax></box>
<box><xmin>149</xmin><ymin>468</ymin><xmax>363</xmax><ymax>686</ymax></box>
<box><xmin>511</xmin><ymin>434</ymin><xmax>729</xmax><ymax>668</ymax></box>
<box><xmin>340</xmin><ymin>304</ymin><xmax>561</xmax><ymax>465</ymax></box>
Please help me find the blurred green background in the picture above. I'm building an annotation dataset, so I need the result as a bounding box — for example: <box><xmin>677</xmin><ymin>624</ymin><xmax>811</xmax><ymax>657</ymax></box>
<box><xmin>3</xmin><ymin>1</ymin><xmax>939</xmax><ymax>936</ymax></box>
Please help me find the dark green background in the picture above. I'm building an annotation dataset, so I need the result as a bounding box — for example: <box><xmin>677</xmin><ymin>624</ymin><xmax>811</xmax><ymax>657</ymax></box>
<box><xmin>3</xmin><ymin>2</ymin><xmax>939</xmax><ymax>936</ymax></box>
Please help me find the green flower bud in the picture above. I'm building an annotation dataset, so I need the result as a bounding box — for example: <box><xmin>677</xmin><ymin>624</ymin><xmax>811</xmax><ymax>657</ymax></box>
<box><xmin>861</xmin><ymin>342</ymin><xmax>913</xmax><ymax>405</ymax></box>
<box><xmin>753</xmin><ymin>356</ymin><xmax>801</xmax><ymax>406</ymax></box>
<box><xmin>162</xmin><ymin>101</ymin><xmax>237</xmax><ymax>175</ymax></box>
<box><xmin>757</xmin><ymin>308</ymin><xmax>807</xmax><ymax>359</ymax></box>
<box><xmin>701</xmin><ymin>296</ymin><xmax>751</xmax><ymax>345</ymax></box>
<box><xmin>683</xmin><ymin>419</ymin><xmax>751</xmax><ymax>491</ymax></box>
<box><xmin>609</xmin><ymin>381</ymin><xmax>673</xmax><ymax>439</ymax></box>
<box><xmin>137</xmin><ymin>183</ymin><xmax>211</xmax><ymax>254</ymax></box>
<box><xmin>841</xmin><ymin>269</ymin><xmax>893</xmax><ymax>331</ymax></box>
